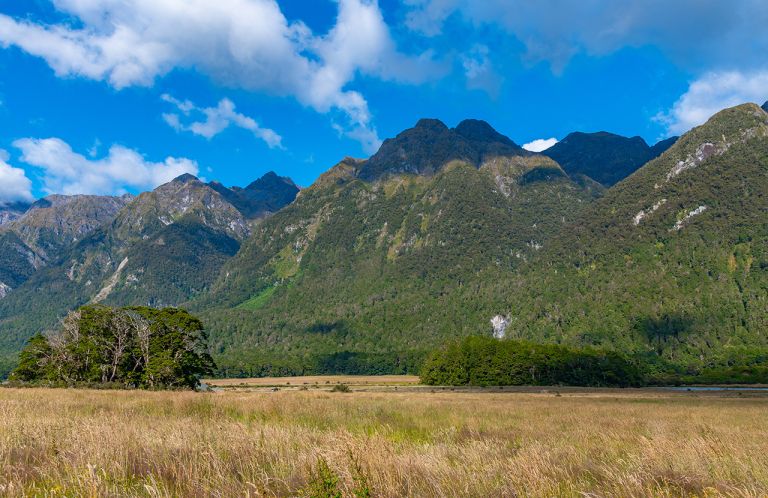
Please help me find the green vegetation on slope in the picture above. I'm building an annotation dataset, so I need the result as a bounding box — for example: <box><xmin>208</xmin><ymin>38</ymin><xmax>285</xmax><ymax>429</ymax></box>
<box><xmin>198</xmin><ymin>152</ymin><xmax>598</xmax><ymax>375</ymax></box>
<box><xmin>0</xmin><ymin>173</ymin><xmax>298</xmax><ymax>374</ymax></box>
<box><xmin>500</xmin><ymin>103</ymin><xmax>768</xmax><ymax>375</ymax></box>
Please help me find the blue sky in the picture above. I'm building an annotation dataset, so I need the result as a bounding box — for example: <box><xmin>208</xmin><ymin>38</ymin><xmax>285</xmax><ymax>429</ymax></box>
<box><xmin>0</xmin><ymin>0</ymin><xmax>767</xmax><ymax>203</ymax></box>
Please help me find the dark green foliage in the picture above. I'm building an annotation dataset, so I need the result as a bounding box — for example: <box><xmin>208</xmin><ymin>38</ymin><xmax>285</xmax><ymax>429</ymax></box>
<box><xmin>11</xmin><ymin>333</ymin><xmax>53</xmax><ymax>382</ymax></box>
<box><xmin>302</xmin><ymin>458</ymin><xmax>342</xmax><ymax>498</ymax></box>
<box><xmin>504</xmin><ymin>103</ymin><xmax>768</xmax><ymax>374</ymax></box>
<box><xmin>212</xmin><ymin>349</ymin><xmax>426</xmax><ymax>378</ymax></box>
<box><xmin>543</xmin><ymin>131</ymin><xmax>676</xmax><ymax>186</ymax></box>
<box><xmin>10</xmin><ymin>305</ymin><xmax>215</xmax><ymax>389</ymax></box>
<box><xmin>199</xmin><ymin>153</ymin><xmax>596</xmax><ymax>376</ymax></box>
<box><xmin>420</xmin><ymin>336</ymin><xmax>644</xmax><ymax>387</ymax></box>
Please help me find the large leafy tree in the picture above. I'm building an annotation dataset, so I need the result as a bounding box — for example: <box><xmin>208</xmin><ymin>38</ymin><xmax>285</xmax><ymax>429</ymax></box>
<box><xmin>11</xmin><ymin>305</ymin><xmax>215</xmax><ymax>389</ymax></box>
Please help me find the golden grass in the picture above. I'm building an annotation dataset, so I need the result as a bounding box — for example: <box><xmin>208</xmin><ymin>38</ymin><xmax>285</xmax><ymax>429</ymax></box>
<box><xmin>206</xmin><ymin>375</ymin><xmax>419</xmax><ymax>387</ymax></box>
<box><xmin>1</xmin><ymin>387</ymin><xmax>767</xmax><ymax>497</ymax></box>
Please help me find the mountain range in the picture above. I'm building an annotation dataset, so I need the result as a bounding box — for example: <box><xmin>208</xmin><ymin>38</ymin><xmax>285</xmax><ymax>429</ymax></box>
<box><xmin>1</xmin><ymin>102</ymin><xmax>766</xmax><ymax>377</ymax></box>
<box><xmin>0</xmin><ymin>173</ymin><xmax>298</xmax><ymax>368</ymax></box>
<box><xmin>543</xmin><ymin>132</ymin><xmax>678</xmax><ymax>186</ymax></box>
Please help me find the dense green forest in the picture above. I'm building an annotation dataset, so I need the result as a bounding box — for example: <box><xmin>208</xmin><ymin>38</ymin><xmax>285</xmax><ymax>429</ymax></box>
<box><xmin>421</xmin><ymin>336</ymin><xmax>768</xmax><ymax>386</ymax></box>
<box><xmin>420</xmin><ymin>336</ymin><xmax>644</xmax><ymax>387</ymax></box>
<box><xmin>499</xmin><ymin>104</ymin><xmax>768</xmax><ymax>374</ymax></box>
<box><xmin>197</xmin><ymin>155</ymin><xmax>598</xmax><ymax>376</ymax></box>
<box><xmin>11</xmin><ymin>305</ymin><xmax>215</xmax><ymax>389</ymax></box>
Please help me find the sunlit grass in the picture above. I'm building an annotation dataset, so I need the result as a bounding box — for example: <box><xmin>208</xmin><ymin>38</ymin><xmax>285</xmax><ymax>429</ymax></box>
<box><xmin>0</xmin><ymin>387</ymin><xmax>767</xmax><ymax>496</ymax></box>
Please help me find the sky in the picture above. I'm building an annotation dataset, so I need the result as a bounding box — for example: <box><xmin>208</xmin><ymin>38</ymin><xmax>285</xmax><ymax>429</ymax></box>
<box><xmin>0</xmin><ymin>0</ymin><xmax>767</xmax><ymax>203</ymax></box>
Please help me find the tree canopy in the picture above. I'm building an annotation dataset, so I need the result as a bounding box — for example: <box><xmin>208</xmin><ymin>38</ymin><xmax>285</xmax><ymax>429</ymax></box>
<box><xmin>11</xmin><ymin>305</ymin><xmax>215</xmax><ymax>389</ymax></box>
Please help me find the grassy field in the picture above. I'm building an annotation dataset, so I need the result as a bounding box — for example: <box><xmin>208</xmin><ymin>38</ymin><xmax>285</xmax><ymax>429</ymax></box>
<box><xmin>206</xmin><ymin>374</ymin><xmax>419</xmax><ymax>388</ymax></box>
<box><xmin>1</xmin><ymin>385</ymin><xmax>767</xmax><ymax>497</ymax></box>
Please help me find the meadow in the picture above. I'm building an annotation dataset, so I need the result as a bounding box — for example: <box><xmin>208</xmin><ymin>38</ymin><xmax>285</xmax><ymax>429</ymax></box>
<box><xmin>1</xmin><ymin>383</ymin><xmax>767</xmax><ymax>497</ymax></box>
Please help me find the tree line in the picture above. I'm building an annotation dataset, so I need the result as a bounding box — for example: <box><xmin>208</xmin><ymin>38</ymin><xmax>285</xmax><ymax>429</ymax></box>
<box><xmin>420</xmin><ymin>336</ymin><xmax>644</xmax><ymax>387</ymax></box>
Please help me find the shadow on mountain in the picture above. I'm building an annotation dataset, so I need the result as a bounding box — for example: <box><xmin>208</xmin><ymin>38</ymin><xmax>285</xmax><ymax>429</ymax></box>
<box><xmin>636</xmin><ymin>313</ymin><xmax>696</xmax><ymax>352</ymax></box>
<box><xmin>306</xmin><ymin>321</ymin><xmax>350</xmax><ymax>335</ymax></box>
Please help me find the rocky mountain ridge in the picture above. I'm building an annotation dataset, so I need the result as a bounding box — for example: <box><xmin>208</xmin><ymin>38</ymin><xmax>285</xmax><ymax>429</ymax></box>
<box><xmin>543</xmin><ymin>131</ymin><xmax>678</xmax><ymax>186</ymax></box>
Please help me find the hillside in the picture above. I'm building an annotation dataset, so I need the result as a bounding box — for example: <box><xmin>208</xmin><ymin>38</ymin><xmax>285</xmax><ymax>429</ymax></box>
<box><xmin>0</xmin><ymin>173</ymin><xmax>298</xmax><ymax>370</ymax></box>
<box><xmin>0</xmin><ymin>201</ymin><xmax>31</xmax><ymax>226</ymax></box>
<box><xmin>501</xmin><ymin>103</ymin><xmax>768</xmax><ymax>374</ymax></box>
<box><xmin>543</xmin><ymin>131</ymin><xmax>677</xmax><ymax>186</ymax></box>
<box><xmin>197</xmin><ymin>119</ymin><xmax>601</xmax><ymax>375</ymax></box>
<box><xmin>0</xmin><ymin>194</ymin><xmax>131</xmax><ymax>298</ymax></box>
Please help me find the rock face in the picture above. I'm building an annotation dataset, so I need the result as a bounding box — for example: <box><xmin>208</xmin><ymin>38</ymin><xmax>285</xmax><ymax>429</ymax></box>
<box><xmin>7</xmin><ymin>194</ymin><xmax>133</xmax><ymax>259</ymax></box>
<box><xmin>357</xmin><ymin>118</ymin><xmax>526</xmax><ymax>180</ymax></box>
<box><xmin>543</xmin><ymin>131</ymin><xmax>678</xmax><ymax>186</ymax></box>
<box><xmin>0</xmin><ymin>194</ymin><xmax>131</xmax><ymax>297</ymax></box>
<box><xmin>0</xmin><ymin>202</ymin><xmax>31</xmax><ymax>226</ymax></box>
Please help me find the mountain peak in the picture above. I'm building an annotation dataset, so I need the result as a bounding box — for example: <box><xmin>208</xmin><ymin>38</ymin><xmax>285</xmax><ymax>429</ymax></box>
<box><xmin>454</xmin><ymin>119</ymin><xmax>516</xmax><ymax>147</ymax></box>
<box><xmin>543</xmin><ymin>131</ymin><xmax>662</xmax><ymax>186</ymax></box>
<box><xmin>357</xmin><ymin>117</ymin><xmax>524</xmax><ymax>181</ymax></box>
<box><xmin>414</xmin><ymin>118</ymin><xmax>448</xmax><ymax>131</ymax></box>
<box><xmin>244</xmin><ymin>171</ymin><xmax>297</xmax><ymax>191</ymax></box>
<box><xmin>172</xmin><ymin>173</ymin><xmax>200</xmax><ymax>184</ymax></box>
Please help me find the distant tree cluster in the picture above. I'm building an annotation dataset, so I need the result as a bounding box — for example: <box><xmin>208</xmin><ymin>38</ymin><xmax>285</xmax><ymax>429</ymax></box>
<box><xmin>12</xmin><ymin>305</ymin><xmax>215</xmax><ymax>389</ymax></box>
<box><xmin>421</xmin><ymin>336</ymin><xmax>643</xmax><ymax>387</ymax></box>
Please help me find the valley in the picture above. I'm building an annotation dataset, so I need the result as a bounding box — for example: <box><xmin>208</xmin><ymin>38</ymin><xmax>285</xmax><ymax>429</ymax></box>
<box><xmin>1</xmin><ymin>385</ymin><xmax>767</xmax><ymax>496</ymax></box>
<box><xmin>2</xmin><ymin>103</ymin><xmax>768</xmax><ymax>383</ymax></box>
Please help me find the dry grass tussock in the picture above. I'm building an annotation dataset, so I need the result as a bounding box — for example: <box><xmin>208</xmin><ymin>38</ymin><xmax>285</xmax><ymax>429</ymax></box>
<box><xmin>0</xmin><ymin>387</ymin><xmax>767</xmax><ymax>497</ymax></box>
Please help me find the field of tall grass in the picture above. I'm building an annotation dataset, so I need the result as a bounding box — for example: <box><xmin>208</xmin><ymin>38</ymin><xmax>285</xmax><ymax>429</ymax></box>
<box><xmin>0</xmin><ymin>386</ymin><xmax>767</xmax><ymax>496</ymax></box>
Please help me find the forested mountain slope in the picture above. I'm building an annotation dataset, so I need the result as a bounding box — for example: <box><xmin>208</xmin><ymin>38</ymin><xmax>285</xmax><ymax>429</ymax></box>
<box><xmin>0</xmin><ymin>173</ymin><xmax>298</xmax><ymax>371</ymax></box>
<box><xmin>502</xmin><ymin>103</ymin><xmax>768</xmax><ymax>373</ymax></box>
<box><xmin>197</xmin><ymin>120</ymin><xmax>601</xmax><ymax>375</ymax></box>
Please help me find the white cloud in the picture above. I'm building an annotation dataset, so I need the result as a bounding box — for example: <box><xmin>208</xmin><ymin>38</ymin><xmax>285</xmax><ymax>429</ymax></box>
<box><xmin>522</xmin><ymin>138</ymin><xmax>558</xmax><ymax>152</ymax></box>
<box><xmin>13</xmin><ymin>138</ymin><xmax>198</xmax><ymax>196</ymax></box>
<box><xmin>0</xmin><ymin>151</ymin><xmax>34</xmax><ymax>205</ymax></box>
<box><xmin>656</xmin><ymin>71</ymin><xmax>768</xmax><ymax>135</ymax></box>
<box><xmin>404</xmin><ymin>0</ymin><xmax>768</xmax><ymax>73</ymax></box>
<box><xmin>162</xmin><ymin>94</ymin><xmax>283</xmax><ymax>148</ymax></box>
<box><xmin>461</xmin><ymin>44</ymin><xmax>501</xmax><ymax>97</ymax></box>
<box><xmin>0</xmin><ymin>0</ymin><xmax>443</xmax><ymax>152</ymax></box>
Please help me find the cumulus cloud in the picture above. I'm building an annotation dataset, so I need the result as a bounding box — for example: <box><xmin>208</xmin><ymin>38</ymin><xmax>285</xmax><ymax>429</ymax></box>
<box><xmin>13</xmin><ymin>138</ymin><xmax>198</xmax><ymax>196</ymax></box>
<box><xmin>404</xmin><ymin>0</ymin><xmax>768</xmax><ymax>73</ymax></box>
<box><xmin>522</xmin><ymin>138</ymin><xmax>558</xmax><ymax>152</ymax></box>
<box><xmin>162</xmin><ymin>95</ymin><xmax>283</xmax><ymax>148</ymax></box>
<box><xmin>0</xmin><ymin>151</ymin><xmax>34</xmax><ymax>205</ymax></box>
<box><xmin>0</xmin><ymin>0</ymin><xmax>443</xmax><ymax>152</ymax></box>
<box><xmin>655</xmin><ymin>71</ymin><xmax>768</xmax><ymax>135</ymax></box>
